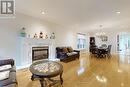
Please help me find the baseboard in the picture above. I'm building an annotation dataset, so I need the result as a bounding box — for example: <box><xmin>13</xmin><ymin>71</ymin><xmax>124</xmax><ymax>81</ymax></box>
<box><xmin>16</xmin><ymin>64</ymin><xmax>30</xmax><ymax>70</ymax></box>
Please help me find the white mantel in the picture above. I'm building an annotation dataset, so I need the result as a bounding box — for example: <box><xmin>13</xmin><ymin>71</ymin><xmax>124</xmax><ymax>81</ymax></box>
<box><xmin>18</xmin><ymin>37</ymin><xmax>57</xmax><ymax>69</ymax></box>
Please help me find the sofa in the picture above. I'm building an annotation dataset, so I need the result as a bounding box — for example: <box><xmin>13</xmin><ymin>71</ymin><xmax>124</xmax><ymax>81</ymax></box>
<box><xmin>56</xmin><ymin>47</ymin><xmax>80</xmax><ymax>62</ymax></box>
<box><xmin>0</xmin><ymin>59</ymin><xmax>17</xmax><ymax>87</ymax></box>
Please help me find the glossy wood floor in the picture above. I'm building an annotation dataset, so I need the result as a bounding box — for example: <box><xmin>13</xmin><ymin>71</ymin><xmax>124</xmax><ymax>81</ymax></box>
<box><xmin>17</xmin><ymin>53</ymin><xmax>130</xmax><ymax>87</ymax></box>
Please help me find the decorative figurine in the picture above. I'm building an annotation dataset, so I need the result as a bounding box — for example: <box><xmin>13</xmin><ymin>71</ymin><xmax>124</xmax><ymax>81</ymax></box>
<box><xmin>20</xmin><ymin>27</ymin><xmax>26</xmax><ymax>37</ymax></box>
<box><xmin>50</xmin><ymin>32</ymin><xmax>55</xmax><ymax>39</ymax></box>
<box><xmin>39</xmin><ymin>31</ymin><xmax>43</xmax><ymax>38</ymax></box>
<box><xmin>34</xmin><ymin>33</ymin><xmax>38</xmax><ymax>38</ymax></box>
<box><xmin>45</xmin><ymin>35</ymin><xmax>48</xmax><ymax>39</ymax></box>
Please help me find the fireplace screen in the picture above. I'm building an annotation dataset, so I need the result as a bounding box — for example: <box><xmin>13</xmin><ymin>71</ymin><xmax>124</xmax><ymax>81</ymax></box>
<box><xmin>32</xmin><ymin>46</ymin><xmax>49</xmax><ymax>61</ymax></box>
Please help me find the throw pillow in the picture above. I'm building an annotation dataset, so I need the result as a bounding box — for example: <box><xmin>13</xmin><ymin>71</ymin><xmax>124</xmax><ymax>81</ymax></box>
<box><xmin>0</xmin><ymin>65</ymin><xmax>12</xmax><ymax>71</ymax></box>
<box><xmin>63</xmin><ymin>47</ymin><xmax>68</xmax><ymax>53</ymax></box>
<box><xmin>0</xmin><ymin>70</ymin><xmax>10</xmax><ymax>81</ymax></box>
<box><xmin>68</xmin><ymin>47</ymin><xmax>73</xmax><ymax>52</ymax></box>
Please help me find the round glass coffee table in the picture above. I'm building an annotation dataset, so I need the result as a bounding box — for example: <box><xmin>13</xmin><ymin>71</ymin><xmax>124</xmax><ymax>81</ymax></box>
<box><xmin>29</xmin><ymin>60</ymin><xmax>63</xmax><ymax>87</ymax></box>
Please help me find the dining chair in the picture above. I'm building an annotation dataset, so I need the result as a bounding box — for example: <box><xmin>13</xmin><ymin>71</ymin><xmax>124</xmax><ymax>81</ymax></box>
<box><xmin>90</xmin><ymin>46</ymin><xmax>99</xmax><ymax>58</ymax></box>
<box><xmin>105</xmin><ymin>45</ymin><xmax>112</xmax><ymax>58</ymax></box>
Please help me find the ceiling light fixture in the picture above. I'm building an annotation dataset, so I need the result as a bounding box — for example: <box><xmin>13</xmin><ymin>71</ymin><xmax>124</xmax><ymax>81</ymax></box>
<box><xmin>116</xmin><ymin>11</ymin><xmax>121</xmax><ymax>14</ymax></box>
<box><xmin>41</xmin><ymin>11</ymin><xmax>45</xmax><ymax>15</ymax></box>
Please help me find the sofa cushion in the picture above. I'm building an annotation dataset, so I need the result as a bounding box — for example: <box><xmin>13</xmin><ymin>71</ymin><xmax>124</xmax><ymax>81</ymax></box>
<box><xmin>67</xmin><ymin>52</ymin><xmax>78</xmax><ymax>56</ymax></box>
<box><xmin>63</xmin><ymin>47</ymin><xmax>69</xmax><ymax>53</ymax></box>
<box><xmin>0</xmin><ymin>59</ymin><xmax>14</xmax><ymax>67</ymax></box>
<box><xmin>0</xmin><ymin>70</ymin><xmax>10</xmax><ymax>81</ymax></box>
<box><xmin>67</xmin><ymin>47</ymin><xmax>73</xmax><ymax>52</ymax></box>
<box><xmin>0</xmin><ymin>65</ymin><xmax>12</xmax><ymax>71</ymax></box>
<box><xmin>56</xmin><ymin>47</ymin><xmax>63</xmax><ymax>52</ymax></box>
<box><xmin>0</xmin><ymin>71</ymin><xmax>16</xmax><ymax>86</ymax></box>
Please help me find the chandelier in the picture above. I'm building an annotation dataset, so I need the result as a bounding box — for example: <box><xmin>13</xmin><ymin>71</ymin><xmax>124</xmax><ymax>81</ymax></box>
<box><xmin>96</xmin><ymin>32</ymin><xmax>106</xmax><ymax>38</ymax></box>
<box><xmin>95</xmin><ymin>25</ymin><xmax>107</xmax><ymax>41</ymax></box>
<box><xmin>96</xmin><ymin>25</ymin><xmax>106</xmax><ymax>38</ymax></box>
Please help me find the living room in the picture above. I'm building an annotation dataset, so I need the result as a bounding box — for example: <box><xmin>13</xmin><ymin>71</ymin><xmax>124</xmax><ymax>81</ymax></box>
<box><xmin>0</xmin><ymin>0</ymin><xmax>130</xmax><ymax>87</ymax></box>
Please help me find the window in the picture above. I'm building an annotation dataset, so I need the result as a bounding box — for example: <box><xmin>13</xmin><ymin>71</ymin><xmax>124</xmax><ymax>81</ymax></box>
<box><xmin>77</xmin><ymin>33</ymin><xmax>87</xmax><ymax>49</ymax></box>
<box><xmin>117</xmin><ymin>33</ymin><xmax>130</xmax><ymax>52</ymax></box>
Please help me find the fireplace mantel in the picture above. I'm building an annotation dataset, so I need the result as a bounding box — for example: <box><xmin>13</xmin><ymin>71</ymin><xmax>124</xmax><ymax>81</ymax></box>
<box><xmin>19</xmin><ymin>37</ymin><xmax>57</xmax><ymax>68</ymax></box>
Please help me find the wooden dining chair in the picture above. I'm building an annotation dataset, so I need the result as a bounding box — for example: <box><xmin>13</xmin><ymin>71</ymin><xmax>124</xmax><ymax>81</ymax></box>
<box><xmin>105</xmin><ymin>45</ymin><xmax>112</xmax><ymax>58</ymax></box>
<box><xmin>90</xmin><ymin>47</ymin><xmax>99</xmax><ymax>58</ymax></box>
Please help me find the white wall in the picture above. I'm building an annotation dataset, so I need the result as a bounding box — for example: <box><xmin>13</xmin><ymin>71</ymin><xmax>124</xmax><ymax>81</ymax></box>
<box><xmin>0</xmin><ymin>13</ymin><xmax>77</xmax><ymax>67</ymax></box>
<box><xmin>53</xmin><ymin>27</ymin><xmax>77</xmax><ymax>49</ymax></box>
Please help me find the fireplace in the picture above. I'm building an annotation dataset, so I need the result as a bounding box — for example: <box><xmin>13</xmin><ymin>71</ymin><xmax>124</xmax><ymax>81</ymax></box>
<box><xmin>32</xmin><ymin>46</ymin><xmax>49</xmax><ymax>61</ymax></box>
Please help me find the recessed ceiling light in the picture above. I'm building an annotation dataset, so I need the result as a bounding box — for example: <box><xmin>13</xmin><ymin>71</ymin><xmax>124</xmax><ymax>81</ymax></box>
<box><xmin>41</xmin><ymin>11</ymin><xmax>45</xmax><ymax>14</ymax></box>
<box><xmin>116</xmin><ymin>11</ymin><xmax>121</xmax><ymax>14</ymax></box>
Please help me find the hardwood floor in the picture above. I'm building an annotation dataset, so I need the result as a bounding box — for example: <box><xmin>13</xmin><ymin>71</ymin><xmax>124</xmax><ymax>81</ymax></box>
<box><xmin>17</xmin><ymin>53</ymin><xmax>130</xmax><ymax>87</ymax></box>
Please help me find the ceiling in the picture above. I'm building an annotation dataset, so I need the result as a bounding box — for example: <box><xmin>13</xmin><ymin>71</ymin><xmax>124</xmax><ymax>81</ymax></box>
<box><xmin>16</xmin><ymin>0</ymin><xmax>130</xmax><ymax>32</ymax></box>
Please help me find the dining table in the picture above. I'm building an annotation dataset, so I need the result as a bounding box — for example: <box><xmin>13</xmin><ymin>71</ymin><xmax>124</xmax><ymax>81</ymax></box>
<box><xmin>97</xmin><ymin>47</ymin><xmax>107</xmax><ymax>58</ymax></box>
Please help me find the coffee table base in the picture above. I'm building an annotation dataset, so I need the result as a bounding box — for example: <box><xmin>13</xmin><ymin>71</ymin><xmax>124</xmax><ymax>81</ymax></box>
<box><xmin>31</xmin><ymin>72</ymin><xmax>63</xmax><ymax>87</ymax></box>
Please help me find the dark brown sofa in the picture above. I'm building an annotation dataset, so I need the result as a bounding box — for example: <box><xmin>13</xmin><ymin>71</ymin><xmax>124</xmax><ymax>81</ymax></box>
<box><xmin>0</xmin><ymin>59</ymin><xmax>17</xmax><ymax>87</ymax></box>
<box><xmin>56</xmin><ymin>47</ymin><xmax>80</xmax><ymax>62</ymax></box>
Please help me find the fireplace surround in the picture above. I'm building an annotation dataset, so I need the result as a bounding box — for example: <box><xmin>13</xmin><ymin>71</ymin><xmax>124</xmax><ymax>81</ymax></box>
<box><xmin>19</xmin><ymin>38</ymin><xmax>56</xmax><ymax>69</ymax></box>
